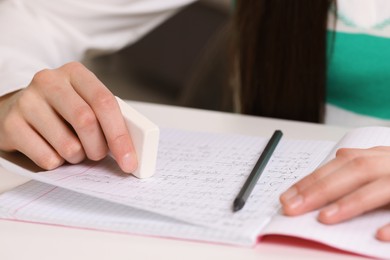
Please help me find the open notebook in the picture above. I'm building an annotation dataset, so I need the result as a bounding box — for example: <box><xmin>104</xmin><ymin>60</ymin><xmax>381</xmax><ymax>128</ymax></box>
<box><xmin>0</xmin><ymin>127</ymin><xmax>389</xmax><ymax>259</ymax></box>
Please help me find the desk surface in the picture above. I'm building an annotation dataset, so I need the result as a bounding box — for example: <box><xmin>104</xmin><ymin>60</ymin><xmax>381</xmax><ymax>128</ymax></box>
<box><xmin>0</xmin><ymin>101</ymin><xmax>366</xmax><ymax>260</ymax></box>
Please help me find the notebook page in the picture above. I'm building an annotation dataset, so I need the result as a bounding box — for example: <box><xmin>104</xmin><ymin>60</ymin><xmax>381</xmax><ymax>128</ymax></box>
<box><xmin>0</xmin><ymin>128</ymin><xmax>335</xmax><ymax>233</ymax></box>
<box><xmin>0</xmin><ymin>181</ymin><xmax>254</xmax><ymax>246</ymax></box>
<box><xmin>323</xmin><ymin>126</ymin><xmax>390</xmax><ymax>163</ymax></box>
<box><xmin>262</xmin><ymin>210</ymin><xmax>390</xmax><ymax>259</ymax></box>
<box><xmin>261</xmin><ymin>126</ymin><xmax>390</xmax><ymax>259</ymax></box>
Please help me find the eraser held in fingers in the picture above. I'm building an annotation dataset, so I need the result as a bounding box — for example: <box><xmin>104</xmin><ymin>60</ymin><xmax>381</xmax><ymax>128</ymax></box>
<box><xmin>115</xmin><ymin>97</ymin><xmax>159</xmax><ymax>178</ymax></box>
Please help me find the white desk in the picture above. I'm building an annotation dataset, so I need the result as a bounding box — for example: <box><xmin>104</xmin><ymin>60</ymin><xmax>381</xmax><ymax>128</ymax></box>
<box><xmin>0</xmin><ymin>101</ymin><xmax>366</xmax><ymax>260</ymax></box>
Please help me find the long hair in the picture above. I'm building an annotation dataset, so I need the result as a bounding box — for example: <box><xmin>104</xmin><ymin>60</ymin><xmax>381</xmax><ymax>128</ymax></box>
<box><xmin>235</xmin><ymin>0</ymin><xmax>334</xmax><ymax>122</ymax></box>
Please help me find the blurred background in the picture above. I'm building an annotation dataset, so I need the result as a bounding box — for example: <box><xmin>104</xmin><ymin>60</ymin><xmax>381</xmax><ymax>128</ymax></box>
<box><xmin>86</xmin><ymin>0</ymin><xmax>233</xmax><ymax>112</ymax></box>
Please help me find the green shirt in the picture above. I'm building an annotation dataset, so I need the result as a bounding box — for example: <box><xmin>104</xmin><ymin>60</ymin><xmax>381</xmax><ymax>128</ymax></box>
<box><xmin>327</xmin><ymin>31</ymin><xmax>390</xmax><ymax>119</ymax></box>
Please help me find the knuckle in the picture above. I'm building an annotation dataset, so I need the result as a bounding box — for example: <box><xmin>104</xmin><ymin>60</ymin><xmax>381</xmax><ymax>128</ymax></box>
<box><xmin>30</xmin><ymin>69</ymin><xmax>68</xmax><ymax>95</ymax></box>
<box><xmin>341</xmin><ymin>194</ymin><xmax>366</xmax><ymax>215</ymax></box>
<box><xmin>305</xmin><ymin>172</ymin><xmax>323</xmax><ymax>184</ymax></box>
<box><xmin>111</xmin><ymin>132</ymin><xmax>129</xmax><ymax>145</ymax></box>
<box><xmin>62</xmin><ymin>61</ymin><xmax>86</xmax><ymax>74</ymax></box>
<box><xmin>305</xmin><ymin>179</ymin><xmax>333</xmax><ymax>203</ymax></box>
<box><xmin>351</xmin><ymin>192</ymin><xmax>366</xmax><ymax>206</ymax></box>
<box><xmin>94</xmin><ymin>91</ymin><xmax>116</xmax><ymax>110</ymax></box>
<box><xmin>350</xmin><ymin>157</ymin><xmax>373</xmax><ymax>171</ymax></box>
<box><xmin>335</xmin><ymin>148</ymin><xmax>356</xmax><ymax>160</ymax></box>
<box><xmin>31</xmin><ymin>69</ymin><xmax>56</xmax><ymax>87</ymax></box>
<box><xmin>295</xmin><ymin>171</ymin><xmax>324</xmax><ymax>191</ymax></box>
<box><xmin>349</xmin><ymin>157</ymin><xmax>377</xmax><ymax>182</ymax></box>
<box><xmin>60</xmin><ymin>140</ymin><xmax>84</xmax><ymax>161</ymax></box>
<box><xmin>87</xmin><ymin>147</ymin><xmax>108</xmax><ymax>161</ymax></box>
<box><xmin>36</xmin><ymin>154</ymin><xmax>64</xmax><ymax>170</ymax></box>
<box><xmin>106</xmin><ymin>132</ymin><xmax>130</xmax><ymax>154</ymax></box>
<box><xmin>73</xmin><ymin>106</ymin><xmax>97</xmax><ymax>130</ymax></box>
<box><xmin>315</xmin><ymin>179</ymin><xmax>331</xmax><ymax>193</ymax></box>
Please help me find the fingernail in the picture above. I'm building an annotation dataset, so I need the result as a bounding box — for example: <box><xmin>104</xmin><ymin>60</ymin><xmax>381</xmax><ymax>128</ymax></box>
<box><xmin>121</xmin><ymin>153</ymin><xmax>135</xmax><ymax>173</ymax></box>
<box><xmin>321</xmin><ymin>204</ymin><xmax>339</xmax><ymax>218</ymax></box>
<box><xmin>287</xmin><ymin>195</ymin><xmax>304</xmax><ymax>209</ymax></box>
<box><xmin>281</xmin><ymin>187</ymin><xmax>298</xmax><ymax>202</ymax></box>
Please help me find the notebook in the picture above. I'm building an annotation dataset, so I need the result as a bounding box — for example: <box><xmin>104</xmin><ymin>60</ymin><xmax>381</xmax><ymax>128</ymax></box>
<box><xmin>0</xmin><ymin>127</ymin><xmax>389</xmax><ymax>259</ymax></box>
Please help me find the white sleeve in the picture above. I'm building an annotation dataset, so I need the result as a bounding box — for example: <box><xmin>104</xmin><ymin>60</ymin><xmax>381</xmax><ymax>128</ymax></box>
<box><xmin>0</xmin><ymin>0</ymin><xmax>196</xmax><ymax>96</ymax></box>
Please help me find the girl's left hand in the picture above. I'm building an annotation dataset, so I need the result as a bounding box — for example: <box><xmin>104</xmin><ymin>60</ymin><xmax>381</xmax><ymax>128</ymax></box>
<box><xmin>279</xmin><ymin>146</ymin><xmax>390</xmax><ymax>241</ymax></box>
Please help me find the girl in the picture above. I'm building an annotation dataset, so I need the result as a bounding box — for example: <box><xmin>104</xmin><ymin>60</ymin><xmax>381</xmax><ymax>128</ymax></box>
<box><xmin>0</xmin><ymin>0</ymin><xmax>389</xmax><ymax>241</ymax></box>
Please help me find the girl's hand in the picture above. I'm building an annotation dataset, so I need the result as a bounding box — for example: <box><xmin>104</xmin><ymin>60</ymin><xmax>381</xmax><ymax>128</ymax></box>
<box><xmin>280</xmin><ymin>146</ymin><xmax>390</xmax><ymax>241</ymax></box>
<box><xmin>0</xmin><ymin>62</ymin><xmax>137</xmax><ymax>173</ymax></box>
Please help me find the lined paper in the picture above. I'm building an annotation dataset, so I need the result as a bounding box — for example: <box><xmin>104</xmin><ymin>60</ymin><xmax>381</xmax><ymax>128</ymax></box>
<box><xmin>263</xmin><ymin>209</ymin><xmax>390</xmax><ymax>258</ymax></box>
<box><xmin>1</xmin><ymin>127</ymin><xmax>390</xmax><ymax>258</ymax></box>
<box><xmin>0</xmin><ymin>128</ymin><xmax>334</xmax><ymax>242</ymax></box>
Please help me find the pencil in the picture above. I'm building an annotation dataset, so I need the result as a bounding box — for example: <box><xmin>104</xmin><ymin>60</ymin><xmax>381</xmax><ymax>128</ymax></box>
<box><xmin>233</xmin><ymin>130</ymin><xmax>283</xmax><ymax>212</ymax></box>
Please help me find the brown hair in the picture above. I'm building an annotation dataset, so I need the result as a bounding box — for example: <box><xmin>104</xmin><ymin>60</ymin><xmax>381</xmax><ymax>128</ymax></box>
<box><xmin>235</xmin><ymin>0</ymin><xmax>334</xmax><ymax>122</ymax></box>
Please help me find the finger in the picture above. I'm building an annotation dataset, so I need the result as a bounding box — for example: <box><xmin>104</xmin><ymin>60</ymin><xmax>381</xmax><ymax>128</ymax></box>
<box><xmin>20</xmin><ymin>92</ymin><xmax>85</xmax><ymax>164</ymax></box>
<box><xmin>63</xmin><ymin>63</ymin><xmax>137</xmax><ymax>173</ymax></box>
<box><xmin>9</xmin><ymin>117</ymin><xmax>64</xmax><ymax>170</ymax></box>
<box><xmin>282</xmin><ymin>155</ymin><xmax>390</xmax><ymax>216</ymax></box>
<box><xmin>282</xmin><ymin>147</ymin><xmax>390</xmax><ymax>200</ymax></box>
<box><xmin>377</xmin><ymin>223</ymin><xmax>390</xmax><ymax>241</ymax></box>
<box><xmin>280</xmin><ymin>146</ymin><xmax>390</xmax><ymax>207</ymax></box>
<box><xmin>318</xmin><ymin>176</ymin><xmax>390</xmax><ymax>224</ymax></box>
<box><xmin>47</xmin><ymin>89</ymin><xmax>107</xmax><ymax>161</ymax></box>
<box><xmin>280</xmin><ymin>156</ymin><xmax>349</xmax><ymax>208</ymax></box>
<box><xmin>33</xmin><ymin>68</ymin><xmax>109</xmax><ymax>162</ymax></box>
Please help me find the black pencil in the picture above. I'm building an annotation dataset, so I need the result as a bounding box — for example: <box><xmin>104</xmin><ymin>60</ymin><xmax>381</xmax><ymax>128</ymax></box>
<box><xmin>233</xmin><ymin>130</ymin><xmax>283</xmax><ymax>212</ymax></box>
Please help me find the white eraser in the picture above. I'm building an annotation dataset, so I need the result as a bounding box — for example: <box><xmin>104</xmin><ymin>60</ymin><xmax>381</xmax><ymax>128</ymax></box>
<box><xmin>115</xmin><ymin>97</ymin><xmax>159</xmax><ymax>178</ymax></box>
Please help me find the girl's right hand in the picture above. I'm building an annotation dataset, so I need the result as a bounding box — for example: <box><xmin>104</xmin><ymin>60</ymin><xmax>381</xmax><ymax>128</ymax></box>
<box><xmin>0</xmin><ymin>62</ymin><xmax>137</xmax><ymax>173</ymax></box>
